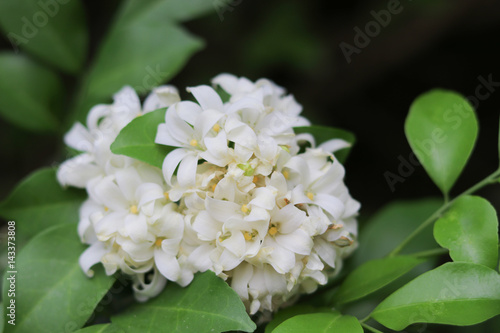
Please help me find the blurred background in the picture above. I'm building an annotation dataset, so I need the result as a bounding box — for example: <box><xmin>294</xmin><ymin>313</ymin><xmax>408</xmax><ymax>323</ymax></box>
<box><xmin>2</xmin><ymin>0</ymin><xmax>500</xmax><ymax>217</ymax></box>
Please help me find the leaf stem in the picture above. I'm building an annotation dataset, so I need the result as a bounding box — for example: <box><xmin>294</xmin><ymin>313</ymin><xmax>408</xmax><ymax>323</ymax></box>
<box><xmin>388</xmin><ymin>168</ymin><xmax>500</xmax><ymax>257</ymax></box>
<box><xmin>411</xmin><ymin>247</ymin><xmax>449</xmax><ymax>258</ymax></box>
<box><xmin>361</xmin><ymin>323</ymin><xmax>385</xmax><ymax>333</ymax></box>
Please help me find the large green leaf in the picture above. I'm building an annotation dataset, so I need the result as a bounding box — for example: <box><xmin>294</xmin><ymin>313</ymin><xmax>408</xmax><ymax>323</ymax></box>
<box><xmin>111</xmin><ymin>271</ymin><xmax>256</xmax><ymax>333</ymax></box>
<box><xmin>293</xmin><ymin>125</ymin><xmax>355</xmax><ymax>163</ymax></box>
<box><xmin>75</xmin><ymin>324</ymin><xmax>124</xmax><ymax>333</ymax></box>
<box><xmin>0</xmin><ymin>168</ymin><xmax>86</xmax><ymax>244</ymax></box>
<box><xmin>0</xmin><ymin>0</ymin><xmax>87</xmax><ymax>74</ymax></box>
<box><xmin>2</xmin><ymin>223</ymin><xmax>115</xmax><ymax>333</ymax></box>
<box><xmin>334</xmin><ymin>256</ymin><xmax>425</xmax><ymax>305</ymax></box>
<box><xmin>111</xmin><ymin>108</ymin><xmax>174</xmax><ymax>169</ymax></box>
<box><xmin>272</xmin><ymin>312</ymin><xmax>363</xmax><ymax>333</ymax></box>
<box><xmin>352</xmin><ymin>199</ymin><xmax>441</xmax><ymax>266</ymax></box>
<box><xmin>372</xmin><ymin>262</ymin><xmax>500</xmax><ymax>330</ymax></box>
<box><xmin>434</xmin><ymin>195</ymin><xmax>499</xmax><ymax>269</ymax></box>
<box><xmin>405</xmin><ymin>89</ymin><xmax>478</xmax><ymax>195</ymax></box>
<box><xmin>265</xmin><ymin>305</ymin><xmax>331</xmax><ymax>333</ymax></box>
<box><xmin>0</xmin><ymin>53</ymin><xmax>62</xmax><ymax>132</ymax></box>
<box><xmin>72</xmin><ymin>0</ymin><xmax>220</xmax><ymax>124</ymax></box>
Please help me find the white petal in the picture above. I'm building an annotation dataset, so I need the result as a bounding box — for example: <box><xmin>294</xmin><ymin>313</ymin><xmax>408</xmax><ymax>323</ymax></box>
<box><xmin>175</xmin><ymin>100</ymin><xmax>203</xmax><ymax>125</ymax></box>
<box><xmin>133</xmin><ymin>269</ymin><xmax>167</xmax><ymax>302</ymax></box>
<box><xmin>57</xmin><ymin>154</ymin><xmax>101</xmax><ymax>188</ymax></box>
<box><xmin>88</xmin><ymin>176</ymin><xmax>127</xmax><ymax>211</ymax></box>
<box><xmin>231</xmin><ymin>262</ymin><xmax>253</xmax><ymax>299</ymax></box>
<box><xmin>314</xmin><ymin>237</ymin><xmax>337</xmax><ymax>268</ymax></box>
<box><xmin>314</xmin><ymin>193</ymin><xmax>345</xmax><ymax>220</ymax></box>
<box><xmin>177</xmin><ymin>152</ymin><xmax>198</xmax><ymax>187</ymax></box>
<box><xmin>192</xmin><ymin>211</ymin><xmax>221</xmax><ymax>240</ymax></box>
<box><xmin>115</xmin><ymin>167</ymin><xmax>143</xmax><ymax>202</ymax></box>
<box><xmin>64</xmin><ymin>122</ymin><xmax>93</xmax><ymax>152</ymax></box>
<box><xmin>155</xmin><ymin>248</ymin><xmax>181</xmax><ymax>282</ymax></box>
<box><xmin>318</xmin><ymin>139</ymin><xmax>351</xmax><ymax>153</ymax></box>
<box><xmin>79</xmin><ymin>242</ymin><xmax>107</xmax><ymax>277</ymax></box>
<box><xmin>162</xmin><ymin>148</ymin><xmax>189</xmax><ymax>185</ymax></box>
<box><xmin>274</xmin><ymin>204</ymin><xmax>307</xmax><ymax>234</ymax></box>
<box><xmin>187</xmin><ymin>85</ymin><xmax>224</xmax><ymax>111</ymax></box>
<box><xmin>206</xmin><ymin>197</ymin><xmax>240</xmax><ymax>222</ymax></box>
<box><xmin>275</xmin><ymin>228</ymin><xmax>313</xmax><ymax>255</ymax></box>
<box><xmin>143</xmin><ymin>85</ymin><xmax>180</xmax><ymax>112</ymax></box>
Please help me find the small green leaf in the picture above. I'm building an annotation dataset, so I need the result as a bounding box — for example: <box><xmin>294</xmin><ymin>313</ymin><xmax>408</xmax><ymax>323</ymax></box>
<box><xmin>0</xmin><ymin>0</ymin><xmax>87</xmax><ymax>74</ymax></box>
<box><xmin>0</xmin><ymin>168</ymin><xmax>86</xmax><ymax>245</ymax></box>
<box><xmin>3</xmin><ymin>223</ymin><xmax>115</xmax><ymax>333</ymax></box>
<box><xmin>0</xmin><ymin>53</ymin><xmax>62</xmax><ymax>132</ymax></box>
<box><xmin>335</xmin><ymin>256</ymin><xmax>425</xmax><ymax>305</ymax></box>
<box><xmin>405</xmin><ymin>89</ymin><xmax>478</xmax><ymax>195</ymax></box>
<box><xmin>111</xmin><ymin>271</ymin><xmax>256</xmax><ymax>333</ymax></box>
<box><xmin>111</xmin><ymin>108</ymin><xmax>174</xmax><ymax>168</ymax></box>
<box><xmin>272</xmin><ymin>312</ymin><xmax>363</xmax><ymax>333</ymax></box>
<box><xmin>434</xmin><ymin>195</ymin><xmax>499</xmax><ymax>269</ymax></box>
<box><xmin>372</xmin><ymin>262</ymin><xmax>500</xmax><ymax>330</ymax></box>
<box><xmin>293</xmin><ymin>125</ymin><xmax>355</xmax><ymax>163</ymax></box>
<box><xmin>265</xmin><ymin>305</ymin><xmax>331</xmax><ymax>333</ymax></box>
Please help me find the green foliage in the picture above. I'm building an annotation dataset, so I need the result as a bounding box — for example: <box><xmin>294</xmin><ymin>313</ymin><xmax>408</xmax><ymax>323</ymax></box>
<box><xmin>265</xmin><ymin>305</ymin><xmax>331</xmax><ymax>333</ymax></box>
<box><xmin>272</xmin><ymin>312</ymin><xmax>363</xmax><ymax>333</ymax></box>
<box><xmin>110</xmin><ymin>271</ymin><xmax>256</xmax><ymax>333</ymax></box>
<box><xmin>0</xmin><ymin>168</ymin><xmax>86</xmax><ymax>245</ymax></box>
<box><xmin>2</xmin><ymin>223</ymin><xmax>115</xmax><ymax>333</ymax></box>
<box><xmin>334</xmin><ymin>256</ymin><xmax>425</xmax><ymax>305</ymax></box>
<box><xmin>111</xmin><ymin>108</ymin><xmax>174</xmax><ymax>169</ymax></box>
<box><xmin>75</xmin><ymin>324</ymin><xmax>124</xmax><ymax>333</ymax></box>
<box><xmin>434</xmin><ymin>195</ymin><xmax>499</xmax><ymax>269</ymax></box>
<box><xmin>293</xmin><ymin>125</ymin><xmax>355</xmax><ymax>163</ymax></box>
<box><xmin>405</xmin><ymin>89</ymin><xmax>478</xmax><ymax>195</ymax></box>
<box><xmin>372</xmin><ymin>262</ymin><xmax>500</xmax><ymax>330</ymax></box>
<box><xmin>0</xmin><ymin>0</ymin><xmax>87</xmax><ymax>74</ymax></box>
<box><xmin>0</xmin><ymin>53</ymin><xmax>62</xmax><ymax>132</ymax></box>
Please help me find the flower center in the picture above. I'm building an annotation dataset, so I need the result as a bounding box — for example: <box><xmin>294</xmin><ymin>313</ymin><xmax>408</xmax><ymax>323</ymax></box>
<box><xmin>189</xmin><ymin>139</ymin><xmax>198</xmax><ymax>147</ymax></box>
<box><xmin>282</xmin><ymin>170</ymin><xmax>289</xmax><ymax>179</ymax></box>
<box><xmin>306</xmin><ymin>192</ymin><xmax>314</xmax><ymax>200</ymax></box>
<box><xmin>163</xmin><ymin>192</ymin><xmax>170</xmax><ymax>200</ymax></box>
<box><xmin>244</xmin><ymin>231</ymin><xmax>252</xmax><ymax>241</ymax></box>
<box><xmin>129</xmin><ymin>205</ymin><xmax>138</xmax><ymax>214</ymax></box>
<box><xmin>213</xmin><ymin>123</ymin><xmax>221</xmax><ymax>132</ymax></box>
<box><xmin>268</xmin><ymin>226</ymin><xmax>278</xmax><ymax>236</ymax></box>
<box><xmin>155</xmin><ymin>238</ymin><xmax>164</xmax><ymax>247</ymax></box>
<box><xmin>241</xmin><ymin>204</ymin><xmax>250</xmax><ymax>214</ymax></box>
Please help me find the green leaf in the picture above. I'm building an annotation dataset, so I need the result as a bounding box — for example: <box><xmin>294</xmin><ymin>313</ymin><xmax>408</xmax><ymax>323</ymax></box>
<box><xmin>0</xmin><ymin>168</ymin><xmax>86</xmax><ymax>245</ymax></box>
<box><xmin>372</xmin><ymin>262</ymin><xmax>500</xmax><ymax>330</ymax></box>
<box><xmin>74</xmin><ymin>324</ymin><xmax>125</xmax><ymax>333</ymax></box>
<box><xmin>0</xmin><ymin>53</ymin><xmax>62</xmax><ymax>132</ymax></box>
<box><xmin>434</xmin><ymin>195</ymin><xmax>499</xmax><ymax>269</ymax></box>
<box><xmin>405</xmin><ymin>89</ymin><xmax>478</xmax><ymax>195</ymax></box>
<box><xmin>272</xmin><ymin>312</ymin><xmax>363</xmax><ymax>333</ymax></box>
<box><xmin>265</xmin><ymin>305</ymin><xmax>331</xmax><ymax>333</ymax></box>
<box><xmin>0</xmin><ymin>0</ymin><xmax>87</xmax><ymax>74</ymax></box>
<box><xmin>111</xmin><ymin>271</ymin><xmax>256</xmax><ymax>333</ymax></box>
<box><xmin>72</xmin><ymin>0</ymin><xmax>217</xmax><ymax>124</ymax></box>
<box><xmin>293</xmin><ymin>125</ymin><xmax>355</xmax><ymax>163</ymax></box>
<box><xmin>352</xmin><ymin>199</ymin><xmax>441</xmax><ymax>266</ymax></box>
<box><xmin>334</xmin><ymin>256</ymin><xmax>425</xmax><ymax>305</ymax></box>
<box><xmin>2</xmin><ymin>223</ymin><xmax>115</xmax><ymax>333</ymax></box>
<box><xmin>111</xmin><ymin>108</ymin><xmax>174</xmax><ymax>169</ymax></box>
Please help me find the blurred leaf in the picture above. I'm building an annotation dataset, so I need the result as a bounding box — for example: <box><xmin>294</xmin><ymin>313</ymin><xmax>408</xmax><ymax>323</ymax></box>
<box><xmin>293</xmin><ymin>125</ymin><xmax>355</xmax><ymax>163</ymax></box>
<box><xmin>111</xmin><ymin>271</ymin><xmax>256</xmax><ymax>333</ymax></box>
<box><xmin>2</xmin><ymin>223</ymin><xmax>115</xmax><ymax>333</ymax></box>
<box><xmin>111</xmin><ymin>108</ymin><xmax>174</xmax><ymax>169</ymax></box>
<box><xmin>0</xmin><ymin>0</ymin><xmax>87</xmax><ymax>74</ymax></box>
<box><xmin>272</xmin><ymin>312</ymin><xmax>362</xmax><ymax>333</ymax></box>
<box><xmin>75</xmin><ymin>324</ymin><xmax>125</xmax><ymax>333</ymax></box>
<box><xmin>0</xmin><ymin>168</ymin><xmax>86</xmax><ymax>245</ymax></box>
<box><xmin>372</xmin><ymin>262</ymin><xmax>500</xmax><ymax>331</ymax></box>
<box><xmin>352</xmin><ymin>199</ymin><xmax>441</xmax><ymax>266</ymax></box>
<box><xmin>405</xmin><ymin>89</ymin><xmax>478</xmax><ymax>195</ymax></box>
<box><xmin>265</xmin><ymin>305</ymin><xmax>331</xmax><ymax>333</ymax></box>
<box><xmin>335</xmin><ymin>256</ymin><xmax>425</xmax><ymax>305</ymax></box>
<box><xmin>0</xmin><ymin>53</ymin><xmax>62</xmax><ymax>132</ymax></box>
<box><xmin>434</xmin><ymin>195</ymin><xmax>499</xmax><ymax>269</ymax></box>
<box><xmin>72</xmin><ymin>0</ymin><xmax>222</xmax><ymax>124</ymax></box>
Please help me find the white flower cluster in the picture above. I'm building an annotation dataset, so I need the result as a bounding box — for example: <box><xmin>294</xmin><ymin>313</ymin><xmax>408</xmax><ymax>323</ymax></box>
<box><xmin>58</xmin><ymin>74</ymin><xmax>360</xmax><ymax>314</ymax></box>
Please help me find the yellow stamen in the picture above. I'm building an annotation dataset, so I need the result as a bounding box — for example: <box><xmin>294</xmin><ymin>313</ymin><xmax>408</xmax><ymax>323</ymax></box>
<box><xmin>244</xmin><ymin>232</ymin><xmax>252</xmax><ymax>241</ymax></box>
<box><xmin>104</xmin><ymin>206</ymin><xmax>109</xmax><ymax>212</ymax></box>
<box><xmin>163</xmin><ymin>192</ymin><xmax>169</xmax><ymax>200</ymax></box>
<box><xmin>306</xmin><ymin>192</ymin><xmax>314</xmax><ymax>200</ymax></box>
<box><xmin>241</xmin><ymin>204</ymin><xmax>249</xmax><ymax>213</ymax></box>
<box><xmin>268</xmin><ymin>226</ymin><xmax>278</xmax><ymax>236</ymax></box>
<box><xmin>253</xmin><ymin>176</ymin><xmax>259</xmax><ymax>183</ymax></box>
<box><xmin>218</xmin><ymin>237</ymin><xmax>224</xmax><ymax>243</ymax></box>
<box><xmin>282</xmin><ymin>170</ymin><xmax>289</xmax><ymax>179</ymax></box>
<box><xmin>213</xmin><ymin>123</ymin><xmax>221</xmax><ymax>132</ymax></box>
<box><xmin>189</xmin><ymin>139</ymin><xmax>198</xmax><ymax>147</ymax></box>
<box><xmin>130</xmin><ymin>205</ymin><xmax>138</xmax><ymax>214</ymax></box>
<box><xmin>212</xmin><ymin>184</ymin><xmax>217</xmax><ymax>192</ymax></box>
<box><xmin>155</xmin><ymin>238</ymin><xmax>164</xmax><ymax>247</ymax></box>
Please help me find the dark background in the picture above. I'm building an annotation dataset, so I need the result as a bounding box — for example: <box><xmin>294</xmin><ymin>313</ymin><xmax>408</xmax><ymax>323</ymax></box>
<box><xmin>2</xmin><ymin>0</ymin><xmax>500</xmax><ymax>217</ymax></box>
